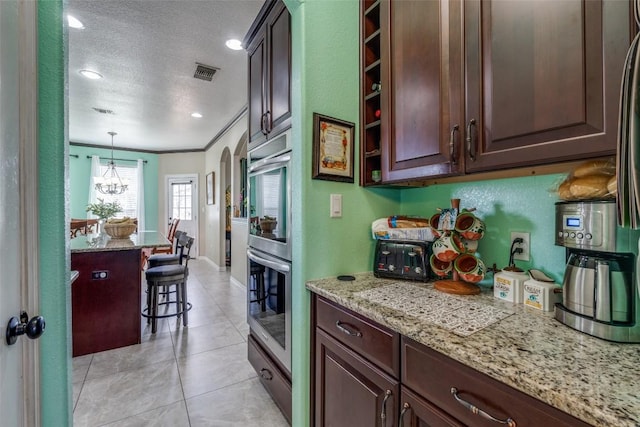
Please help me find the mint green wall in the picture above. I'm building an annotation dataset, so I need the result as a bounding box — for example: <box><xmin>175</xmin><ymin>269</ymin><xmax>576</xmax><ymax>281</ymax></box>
<box><xmin>289</xmin><ymin>1</ymin><xmax>573</xmax><ymax>425</ymax></box>
<box><xmin>68</xmin><ymin>145</ymin><xmax>159</xmax><ymax>230</ymax></box>
<box><xmin>400</xmin><ymin>174</ymin><xmax>568</xmax><ymax>284</ymax></box>
<box><xmin>287</xmin><ymin>1</ymin><xmax>400</xmax><ymax>425</ymax></box>
<box><xmin>39</xmin><ymin>1</ymin><xmax>71</xmax><ymax>424</ymax></box>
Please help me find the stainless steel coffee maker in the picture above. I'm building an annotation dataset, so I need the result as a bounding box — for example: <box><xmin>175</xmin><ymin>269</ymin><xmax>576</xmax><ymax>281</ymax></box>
<box><xmin>555</xmin><ymin>200</ymin><xmax>640</xmax><ymax>342</ymax></box>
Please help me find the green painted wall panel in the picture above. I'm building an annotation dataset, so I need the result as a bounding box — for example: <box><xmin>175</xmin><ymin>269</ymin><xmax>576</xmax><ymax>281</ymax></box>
<box><xmin>38</xmin><ymin>1</ymin><xmax>71</xmax><ymax>424</ymax></box>
<box><xmin>400</xmin><ymin>174</ymin><xmax>568</xmax><ymax>284</ymax></box>
<box><xmin>68</xmin><ymin>145</ymin><xmax>159</xmax><ymax>230</ymax></box>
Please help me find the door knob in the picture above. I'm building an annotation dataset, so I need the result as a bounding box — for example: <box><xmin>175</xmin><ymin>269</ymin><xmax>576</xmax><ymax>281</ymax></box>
<box><xmin>6</xmin><ymin>311</ymin><xmax>45</xmax><ymax>345</ymax></box>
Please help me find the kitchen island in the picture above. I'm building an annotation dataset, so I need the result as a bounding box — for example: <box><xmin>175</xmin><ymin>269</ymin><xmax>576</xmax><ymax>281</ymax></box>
<box><xmin>71</xmin><ymin>231</ymin><xmax>170</xmax><ymax>356</ymax></box>
<box><xmin>306</xmin><ymin>274</ymin><xmax>640</xmax><ymax>427</ymax></box>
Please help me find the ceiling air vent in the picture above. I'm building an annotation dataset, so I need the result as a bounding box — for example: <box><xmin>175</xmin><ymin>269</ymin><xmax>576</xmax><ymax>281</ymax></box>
<box><xmin>92</xmin><ymin>107</ymin><xmax>115</xmax><ymax>115</ymax></box>
<box><xmin>194</xmin><ymin>63</ymin><xmax>219</xmax><ymax>82</ymax></box>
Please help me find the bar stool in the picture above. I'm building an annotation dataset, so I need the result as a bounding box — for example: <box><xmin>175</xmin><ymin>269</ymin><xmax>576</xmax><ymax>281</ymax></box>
<box><xmin>249</xmin><ymin>261</ymin><xmax>267</xmax><ymax>312</ymax></box>
<box><xmin>146</xmin><ymin>230</ymin><xmax>186</xmax><ymax>268</ymax></box>
<box><xmin>142</xmin><ymin>234</ymin><xmax>194</xmax><ymax>333</ymax></box>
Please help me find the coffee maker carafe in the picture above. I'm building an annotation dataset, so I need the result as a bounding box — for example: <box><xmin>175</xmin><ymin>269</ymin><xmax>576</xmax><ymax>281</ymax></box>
<box><xmin>555</xmin><ymin>200</ymin><xmax>640</xmax><ymax>342</ymax></box>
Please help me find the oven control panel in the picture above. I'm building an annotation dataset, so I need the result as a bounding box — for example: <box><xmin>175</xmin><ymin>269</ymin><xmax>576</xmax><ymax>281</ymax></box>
<box><xmin>374</xmin><ymin>239</ymin><xmax>432</xmax><ymax>282</ymax></box>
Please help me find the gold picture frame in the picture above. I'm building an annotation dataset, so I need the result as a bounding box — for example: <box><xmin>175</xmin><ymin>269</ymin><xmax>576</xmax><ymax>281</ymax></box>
<box><xmin>312</xmin><ymin>113</ymin><xmax>355</xmax><ymax>183</ymax></box>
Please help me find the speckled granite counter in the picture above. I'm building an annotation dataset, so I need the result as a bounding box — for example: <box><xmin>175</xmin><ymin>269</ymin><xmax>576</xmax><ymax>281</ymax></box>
<box><xmin>70</xmin><ymin>231</ymin><xmax>170</xmax><ymax>253</ymax></box>
<box><xmin>306</xmin><ymin>273</ymin><xmax>640</xmax><ymax>427</ymax></box>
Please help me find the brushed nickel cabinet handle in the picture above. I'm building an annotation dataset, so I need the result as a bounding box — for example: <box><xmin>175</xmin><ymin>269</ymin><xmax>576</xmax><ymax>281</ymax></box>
<box><xmin>451</xmin><ymin>387</ymin><xmax>516</xmax><ymax>426</ymax></box>
<box><xmin>335</xmin><ymin>320</ymin><xmax>363</xmax><ymax>337</ymax></box>
<box><xmin>450</xmin><ymin>124</ymin><xmax>459</xmax><ymax>165</ymax></box>
<box><xmin>260</xmin><ymin>368</ymin><xmax>273</xmax><ymax>381</ymax></box>
<box><xmin>380</xmin><ymin>389</ymin><xmax>392</xmax><ymax>423</ymax></box>
<box><xmin>398</xmin><ymin>402</ymin><xmax>410</xmax><ymax>425</ymax></box>
<box><xmin>466</xmin><ymin>119</ymin><xmax>476</xmax><ymax>161</ymax></box>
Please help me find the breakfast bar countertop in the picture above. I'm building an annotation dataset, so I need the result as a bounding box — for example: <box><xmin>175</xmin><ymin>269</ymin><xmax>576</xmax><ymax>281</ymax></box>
<box><xmin>306</xmin><ymin>273</ymin><xmax>640</xmax><ymax>427</ymax></box>
<box><xmin>70</xmin><ymin>230</ymin><xmax>171</xmax><ymax>253</ymax></box>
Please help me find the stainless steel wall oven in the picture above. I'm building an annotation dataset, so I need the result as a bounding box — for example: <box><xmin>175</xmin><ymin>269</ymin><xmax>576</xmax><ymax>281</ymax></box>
<box><xmin>247</xmin><ymin>129</ymin><xmax>292</xmax><ymax>373</ymax></box>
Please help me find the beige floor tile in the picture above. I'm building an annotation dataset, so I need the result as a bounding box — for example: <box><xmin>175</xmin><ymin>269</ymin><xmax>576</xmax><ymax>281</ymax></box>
<box><xmin>73</xmin><ymin>359</ymin><xmax>183</xmax><ymax>426</ymax></box>
<box><xmin>171</xmin><ymin>320</ymin><xmax>245</xmax><ymax>357</ymax></box>
<box><xmin>186</xmin><ymin>378</ymin><xmax>288</xmax><ymax>427</ymax></box>
<box><xmin>178</xmin><ymin>342</ymin><xmax>256</xmax><ymax>398</ymax></box>
<box><xmin>101</xmin><ymin>401</ymin><xmax>190</xmax><ymax>427</ymax></box>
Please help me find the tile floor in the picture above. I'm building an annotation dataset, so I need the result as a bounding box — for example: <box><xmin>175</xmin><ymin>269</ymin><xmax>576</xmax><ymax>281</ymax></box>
<box><xmin>72</xmin><ymin>259</ymin><xmax>289</xmax><ymax>427</ymax></box>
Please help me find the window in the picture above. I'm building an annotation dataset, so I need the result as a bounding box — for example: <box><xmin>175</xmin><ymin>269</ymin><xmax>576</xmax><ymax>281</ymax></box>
<box><xmin>98</xmin><ymin>163</ymin><xmax>138</xmax><ymax>218</ymax></box>
<box><xmin>170</xmin><ymin>182</ymin><xmax>193</xmax><ymax>220</ymax></box>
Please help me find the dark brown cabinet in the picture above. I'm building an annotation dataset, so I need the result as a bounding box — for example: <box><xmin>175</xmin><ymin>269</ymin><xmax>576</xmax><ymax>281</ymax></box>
<box><xmin>71</xmin><ymin>249</ymin><xmax>141</xmax><ymax>357</ymax></box>
<box><xmin>464</xmin><ymin>0</ymin><xmax>629</xmax><ymax>172</ymax></box>
<box><xmin>245</xmin><ymin>0</ymin><xmax>291</xmax><ymax>150</ymax></box>
<box><xmin>312</xmin><ymin>295</ymin><xmax>591</xmax><ymax>427</ymax></box>
<box><xmin>313</xmin><ymin>296</ymin><xmax>400</xmax><ymax>426</ymax></box>
<box><xmin>361</xmin><ymin>0</ymin><xmax>630</xmax><ymax>185</ymax></box>
<box><xmin>247</xmin><ymin>333</ymin><xmax>292</xmax><ymax>424</ymax></box>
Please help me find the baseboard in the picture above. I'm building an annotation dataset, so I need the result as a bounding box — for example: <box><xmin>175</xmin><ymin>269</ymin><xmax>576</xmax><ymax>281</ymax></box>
<box><xmin>198</xmin><ymin>256</ymin><xmax>226</xmax><ymax>271</ymax></box>
<box><xmin>230</xmin><ymin>275</ymin><xmax>246</xmax><ymax>290</ymax></box>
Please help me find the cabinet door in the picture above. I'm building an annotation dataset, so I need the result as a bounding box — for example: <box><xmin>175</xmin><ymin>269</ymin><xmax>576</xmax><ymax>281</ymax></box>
<box><xmin>381</xmin><ymin>0</ymin><xmax>463</xmax><ymax>182</ymax></box>
<box><xmin>398</xmin><ymin>388</ymin><xmax>463</xmax><ymax>427</ymax></box>
<box><xmin>248</xmin><ymin>33</ymin><xmax>267</xmax><ymax>147</ymax></box>
<box><xmin>464</xmin><ymin>0</ymin><xmax>630</xmax><ymax>172</ymax></box>
<box><xmin>315</xmin><ymin>328</ymin><xmax>399</xmax><ymax>427</ymax></box>
<box><xmin>266</xmin><ymin>1</ymin><xmax>291</xmax><ymax>137</ymax></box>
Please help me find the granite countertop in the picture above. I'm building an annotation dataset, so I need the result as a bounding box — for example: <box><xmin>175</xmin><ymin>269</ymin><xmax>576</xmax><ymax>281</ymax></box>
<box><xmin>306</xmin><ymin>273</ymin><xmax>640</xmax><ymax>427</ymax></box>
<box><xmin>70</xmin><ymin>231</ymin><xmax>171</xmax><ymax>253</ymax></box>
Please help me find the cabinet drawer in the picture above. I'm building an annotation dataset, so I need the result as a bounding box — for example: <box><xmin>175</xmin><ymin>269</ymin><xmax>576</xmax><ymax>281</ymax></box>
<box><xmin>315</xmin><ymin>296</ymin><xmax>400</xmax><ymax>377</ymax></box>
<box><xmin>401</xmin><ymin>337</ymin><xmax>591</xmax><ymax>427</ymax></box>
<box><xmin>248</xmin><ymin>334</ymin><xmax>292</xmax><ymax>425</ymax></box>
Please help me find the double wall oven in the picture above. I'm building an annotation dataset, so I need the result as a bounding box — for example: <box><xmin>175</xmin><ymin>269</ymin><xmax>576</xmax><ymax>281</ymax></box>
<box><xmin>247</xmin><ymin>130</ymin><xmax>292</xmax><ymax>373</ymax></box>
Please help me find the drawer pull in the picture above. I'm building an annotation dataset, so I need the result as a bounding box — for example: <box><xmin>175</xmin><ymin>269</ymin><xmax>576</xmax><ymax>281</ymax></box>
<box><xmin>335</xmin><ymin>320</ymin><xmax>363</xmax><ymax>337</ymax></box>
<box><xmin>380</xmin><ymin>389</ymin><xmax>392</xmax><ymax>423</ymax></box>
<box><xmin>451</xmin><ymin>387</ymin><xmax>516</xmax><ymax>427</ymax></box>
<box><xmin>398</xmin><ymin>402</ymin><xmax>410</xmax><ymax>425</ymax></box>
<box><xmin>260</xmin><ymin>368</ymin><xmax>273</xmax><ymax>381</ymax></box>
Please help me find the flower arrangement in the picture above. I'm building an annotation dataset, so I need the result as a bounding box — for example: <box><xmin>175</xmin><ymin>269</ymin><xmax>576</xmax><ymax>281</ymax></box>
<box><xmin>86</xmin><ymin>198</ymin><xmax>122</xmax><ymax>219</ymax></box>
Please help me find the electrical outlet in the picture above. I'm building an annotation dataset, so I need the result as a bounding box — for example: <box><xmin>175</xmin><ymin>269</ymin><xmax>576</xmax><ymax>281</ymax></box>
<box><xmin>510</xmin><ymin>232</ymin><xmax>530</xmax><ymax>261</ymax></box>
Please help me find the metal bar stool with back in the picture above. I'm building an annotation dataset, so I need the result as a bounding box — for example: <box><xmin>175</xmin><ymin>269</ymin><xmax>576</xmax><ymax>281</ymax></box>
<box><xmin>142</xmin><ymin>232</ymin><xmax>194</xmax><ymax>333</ymax></box>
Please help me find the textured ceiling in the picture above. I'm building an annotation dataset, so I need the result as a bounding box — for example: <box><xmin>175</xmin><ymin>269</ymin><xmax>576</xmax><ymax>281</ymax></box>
<box><xmin>67</xmin><ymin>0</ymin><xmax>264</xmax><ymax>152</ymax></box>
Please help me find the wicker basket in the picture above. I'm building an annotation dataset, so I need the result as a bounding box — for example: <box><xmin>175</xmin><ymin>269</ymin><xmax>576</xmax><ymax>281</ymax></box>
<box><xmin>104</xmin><ymin>223</ymin><xmax>136</xmax><ymax>239</ymax></box>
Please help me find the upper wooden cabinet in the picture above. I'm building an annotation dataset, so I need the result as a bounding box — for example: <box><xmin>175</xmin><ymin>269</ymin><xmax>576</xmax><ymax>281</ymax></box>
<box><xmin>245</xmin><ymin>0</ymin><xmax>291</xmax><ymax>151</ymax></box>
<box><xmin>464</xmin><ymin>0</ymin><xmax>630</xmax><ymax>172</ymax></box>
<box><xmin>360</xmin><ymin>0</ymin><xmax>631</xmax><ymax>185</ymax></box>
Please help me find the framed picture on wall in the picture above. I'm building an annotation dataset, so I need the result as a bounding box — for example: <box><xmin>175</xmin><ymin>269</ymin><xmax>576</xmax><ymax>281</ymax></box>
<box><xmin>312</xmin><ymin>113</ymin><xmax>355</xmax><ymax>183</ymax></box>
<box><xmin>206</xmin><ymin>172</ymin><xmax>215</xmax><ymax>205</ymax></box>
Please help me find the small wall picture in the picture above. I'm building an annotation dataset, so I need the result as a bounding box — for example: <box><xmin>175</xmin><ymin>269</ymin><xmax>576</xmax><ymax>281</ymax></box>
<box><xmin>206</xmin><ymin>172</ymin><xmax>214</xmax><ymax>205</ymax></box>
<box><xmin>312</xmin><ymin>113</ymin><xmax>355</xmax><ymax>183</ymax></box>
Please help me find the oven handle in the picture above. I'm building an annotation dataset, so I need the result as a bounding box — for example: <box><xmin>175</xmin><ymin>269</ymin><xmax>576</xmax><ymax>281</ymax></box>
<box><xmin>248</xmin><ymin>152</ymin><xmax>291</xmax><ymax>174</ymax></box>
<box><xmin>247</xmin><ymin>249</ymin><xmax>291</xmax><ymax>273</ymax></box>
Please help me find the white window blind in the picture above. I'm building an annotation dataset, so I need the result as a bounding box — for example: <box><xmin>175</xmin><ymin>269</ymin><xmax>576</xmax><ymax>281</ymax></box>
<box><xmin>99</xmin><ymin>163</ymin><xmax>138</xmax><ymax>218</ymax></box>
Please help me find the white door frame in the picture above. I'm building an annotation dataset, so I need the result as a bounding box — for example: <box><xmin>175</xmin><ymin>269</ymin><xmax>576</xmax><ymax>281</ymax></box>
<box><xmin>165</xmin><ymin>174</ymin><xmax>199</xmax><ymax>257</ymax></box>
<box><xmin>0</xmin><ymin>0</ymin><xmax>41</xmax><ymax>424</ymax></box>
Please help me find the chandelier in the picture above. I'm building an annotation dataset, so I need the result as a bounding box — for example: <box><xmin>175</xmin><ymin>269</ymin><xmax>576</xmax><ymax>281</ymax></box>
<box><xmin>95</xmin><ymin>131</ymin><xmax>128</xmax><ymax>195</ymax></box>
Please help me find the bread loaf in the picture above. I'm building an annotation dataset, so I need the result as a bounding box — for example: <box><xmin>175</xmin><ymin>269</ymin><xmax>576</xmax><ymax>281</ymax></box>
<box><xmin>569</xmin><ymin>175</ymin><xmax>611</xmax><ymax>199</ymax></box>
<box><xmin>607</xmin><ymin>176</ymin><xmax>617</xmax><ymax>196</ymax></box>
<box><xmin>557</xmin><ymin>178</ymin><xmax>573</xmax><ymax>200</ymax></box>
<box><xmin>573</xmin><ymin>159</ymin><xmax>616</xmax><ymax>178</ymax></box>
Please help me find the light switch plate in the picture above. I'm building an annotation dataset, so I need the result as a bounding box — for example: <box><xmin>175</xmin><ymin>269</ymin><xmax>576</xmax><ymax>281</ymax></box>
<box><xmin>330</xmin><ymin>194</ymin><xmax>342</xmax><ymax>218</ymax></box>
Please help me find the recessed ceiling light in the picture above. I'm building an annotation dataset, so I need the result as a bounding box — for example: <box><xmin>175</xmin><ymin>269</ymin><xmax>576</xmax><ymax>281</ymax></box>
<box><xmin>79</xmin><ymin>69</ymin><xmax>103</xmax><ymax>80</ymax></box>
<box><xmin>67</xmin><ymin>15</ymin><xmax>85</xmax><ymax>29</ymax></box>
<box><xmin>225</xmin><ymin>39</ymin><xmax>243</xmax><ymax>51</ymax></box>
<box><xmin>191</xmin><ymin>112</ymin><xmax>203</xmax><ymax>118</ymax></box>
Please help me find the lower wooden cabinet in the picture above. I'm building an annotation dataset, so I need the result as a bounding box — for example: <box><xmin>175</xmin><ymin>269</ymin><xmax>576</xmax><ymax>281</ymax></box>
<box><xmin>315</xmin><ymin>328</ymin><xmax>399</xmax><ymax>427</ymax></box>
<box><xmin>399</xmin><ymin>388</ymin><xmax>463</xmax><ymax>427</ymax></box>
<box><xmin>312</xmin><ymin>295</ymin><xmax>591</xmax><ymax>427</ymax></box>
<box><xmin>248</xmin><ymin>333</ymin><xmax>292</xmax><ymax>424</ymax></box>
